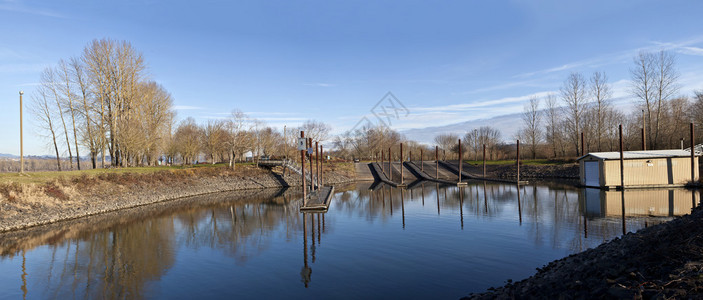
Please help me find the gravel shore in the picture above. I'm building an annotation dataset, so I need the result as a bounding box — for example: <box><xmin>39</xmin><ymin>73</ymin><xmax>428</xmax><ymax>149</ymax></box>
<box><xmin>0</xmin><ymin>169</ymin><xmax>353</xmax><ymax>233</ymax></box>
<box><xmin>465</xmin><ymin>203</ymin><xmax>703</xmax><ymax>299</ymax></box>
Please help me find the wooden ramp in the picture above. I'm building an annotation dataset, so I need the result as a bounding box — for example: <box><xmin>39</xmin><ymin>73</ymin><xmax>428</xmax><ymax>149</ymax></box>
<box><xmin>301</xmin><ymin>186</ymin><xmax>334</xmax><ymax>212</ymax></box>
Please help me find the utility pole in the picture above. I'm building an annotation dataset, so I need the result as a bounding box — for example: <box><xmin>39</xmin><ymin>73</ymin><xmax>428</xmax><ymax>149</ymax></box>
<box><xmin>19</xmin><ymin>91</ymin><xmax>24</xmax><ymax>174</ymax></box>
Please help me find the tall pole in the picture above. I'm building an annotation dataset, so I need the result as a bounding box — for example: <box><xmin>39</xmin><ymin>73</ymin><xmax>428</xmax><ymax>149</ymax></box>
<box><xmin>581</xmin><ymin>132</ymin><xmax>585</xmax><ymax>156</ymax></box>
<box><xmin>400</xmin><ymin>143</ymin><xmax>404</xmax><ymax>185</ymax></box>
<box><xmin>483</xmin><ymin>144</ymin><xmax>486</xmax><ymax>178</ymax></box>
<box><xmin>619</xmin><ymin>124</ymin><xmax>624</xmax><ymax>190</ymax></box>
<box><xmin>320</xmin><ymin>145</ymin><xmax>324</xmax><ymax>187</ymax></box>
<box><xmin>642</xmin><ymin>109</ymin><xmax>646</xmax><ymax>150</ymax></box>
<box><xmin>284</xmin><ymin>125</ymin><xmax>287</xmax><ymax>160</ymax></box>
<box><xmin>435</xmin><ymin>145</ymin><xmax>439</xmax><ymax>179</ymax></box>
<box><xmin>691</xmin><ymin>123</ymin><xmax>696</xmax><ymax>184</ymax></box>
<box><xmin>315</xmin><ymin>141</ymin><xmax>319</xmax><ymax>190</ymax></box>
<box><xmin>420</xmin><ymin>148</ymin><xmax>424</xmax><ymax>172</ymax></box>
<box><xmin>458</xmin><ymin>139</ymin><xmax>462</xmax><ymax>183</ymax></box>
<box><xmin>301</xmin><ymin>131</ymin><xmax>306</xmax><ymax>199</ymax></box>
<box><xmin>381</xmin><ymin>149</ymin><xmax>385</xmax><ymax>177</ymax></box>
<box><xmin>389</xmin><ymin>147</ymin><xmax>392</xmax><ymax>182</ymax></box>
<box><xmin>517</xmin><ymin>140</ymin><xmax>520</xmax><ymax>183</ymax></box>
<box><xmin>19</xmin><ymin>91</ymin><xmax>24</xmax><ymax>174</ymax></box>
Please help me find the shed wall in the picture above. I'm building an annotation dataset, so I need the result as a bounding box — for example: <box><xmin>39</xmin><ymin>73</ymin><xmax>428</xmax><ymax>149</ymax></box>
<box><xmin>602</xmin><ymin>157</ymin><xmax>698</xmax><ymax>187</ymax></box>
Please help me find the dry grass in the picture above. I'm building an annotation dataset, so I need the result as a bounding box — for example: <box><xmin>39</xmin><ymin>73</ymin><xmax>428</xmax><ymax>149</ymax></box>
<box><xmin>0</xmin><ymin>164</ymin><xmax>265</xmax><ymax>204</ymax></box>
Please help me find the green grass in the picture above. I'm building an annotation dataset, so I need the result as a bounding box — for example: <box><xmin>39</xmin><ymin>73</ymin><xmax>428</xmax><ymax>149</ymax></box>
<box><xmin>0</xmin><ymin>163</ymin><xmax>255</xmax><ymax>184</ymax></box>
<box><xmin>463</xmin><ymin>159</ymin><xmax>574</xmax><ymax>166</ymax></box>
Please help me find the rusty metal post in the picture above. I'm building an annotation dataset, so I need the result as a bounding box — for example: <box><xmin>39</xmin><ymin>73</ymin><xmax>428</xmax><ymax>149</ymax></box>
<box><xmin>517</xmin><ymin>140</ymin><xmax>520</xmax><ymax>183</ymax></box>
<box><xmin>691</xmin><ymin>123</ymin><xmax>696</xmax><ymax>184</ymax></box>
<box><xmin>581</xmin><ymin>132</ymin><xmax>585</xmax><ymax>156</ymax></box>
<box><xmin>641</xmin><ymin>128</ymin><xmax>646</xmax><ymax>150</ymax></box>
<box><xmin>301</xmin><ymin>131</ymin><xmax>306</xmax><ymax>199</ymax></box>
<box><xmin>389</xmin><ymin>147</ymin><xmax>392</xmax><ymax>182</ymax></box>
<box><xmin>320</xmin><ymin>145</ymin><xmax>324</xmax><ymax>187</ymax></box>
<box><xmin>421</xmin><ymin>148</ymin><xmax>424</xmax><ymax>172</ymax></box>
<box><xmin>381</xmin><ymin>149</ymin><xmax>384</xmax><ymax>177</ymax></box>
<box><xmin>483</xmin><ymin>144</ymin><xmax>486</xmax><ymax>178</ymax></box>
<box><xmin>400</xmin><ymin>143</ymin><xmax>404</xmax><ymax>185</ymax></box>
<box><xmin>315</xmin><ymin>141</ymin><xmax>319</xmax><ymax>189</ymax></box>
<box><xmin>435</xmin><ymin>145</ymin><xmax>439</xmax><ymax>179</ymax></box>
<box><xmin>619</xmin><ymin>124</ymin><xmax>624</xmax><ymax>190</ymax></box>
<box><xmin>458</xmin><ymin>139</ymin><xmax>462</xmax><ymax>183</ymax></box>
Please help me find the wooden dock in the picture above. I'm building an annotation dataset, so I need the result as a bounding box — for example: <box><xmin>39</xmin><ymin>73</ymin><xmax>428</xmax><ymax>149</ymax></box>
<box><xmin>301</xmin><ymin>186</ymin><xmax>334</xmax><ymax>211</ymax></box>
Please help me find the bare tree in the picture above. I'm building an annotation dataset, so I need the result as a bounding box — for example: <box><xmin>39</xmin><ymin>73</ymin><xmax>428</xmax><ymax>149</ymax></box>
<box><xmin>521</xmin><ymin>96</ymin><xmax>541</xmax><ymax>159</ymax></box>
<box><xmin>30</xmin><ymin>88</ymin><xmax>62</xmax><ymax>170</ymax></box>
<box><xmin>653</xmin><ymin>50</ymin><xmax>680</xmax><ymax>149</ymax></box>
<box><xmin>225</xmin><ymin>110</ymin><xmax>251</xmax><ymax>169</ymax></box>
<box><xmin>560</xmin><ymin>72</ymin><xmax>588</xmax><ymax>156</ymax></box>
<box><xmin>630</xmin><ymin>51</ymin><xmax>658</xmax><ymax>150</ymax></box>
<box><xmin>301</xmin><ymin>120</ymin><xmax>332</xmax><ymax>143</ymax></box>
<box><xmin>434</xmin><ymin>133</ymin><xmax>458</xmax><ymax>160</ymax></box>
<box><xmin>544</xmin><ymin>94</ymin><xmax>563</xmax><ymax>157</ymax></box>
<box><xmin>589</xmin><ymin>71</ymin><xmax>612</xmax><ymax>152</ymax></box>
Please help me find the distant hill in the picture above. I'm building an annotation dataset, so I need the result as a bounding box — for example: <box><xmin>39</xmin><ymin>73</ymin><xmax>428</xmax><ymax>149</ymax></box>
<box><xmin>0</xmin><ymin>153</ymin><xmax>18</xmax><ymax>159</ymax></box>
<box><xmin>401</xmin><ymin>112</ymin><xmax>522</xmax><ymax>145</ymax></box>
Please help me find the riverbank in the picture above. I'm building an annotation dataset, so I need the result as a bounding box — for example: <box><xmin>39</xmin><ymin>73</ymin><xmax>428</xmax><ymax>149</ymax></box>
<box><xmin>465</xmin><ymin>203</ymin><xmax>703</xmax><ymax>299</ymax></box>
<box><xmin>0</xmin><ymin>164</ymin><xmax>354</xmax><ymax>232</ymax></box>
<box><xmin>458</xmin><ymin>161</ymin><xmax>579</xmax><ymax>181</ymax></box>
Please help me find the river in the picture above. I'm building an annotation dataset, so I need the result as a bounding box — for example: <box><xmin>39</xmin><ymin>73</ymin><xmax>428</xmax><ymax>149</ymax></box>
<box><xmin>0</xmin><ymin>181</ymin><xmax>698</xmax><ymax>299</ymax></box>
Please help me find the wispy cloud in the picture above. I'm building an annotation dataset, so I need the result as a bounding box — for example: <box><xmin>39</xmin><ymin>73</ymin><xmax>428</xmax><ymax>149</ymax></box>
<box><xmin>0</xmin><ymin>3</ymin><xmax>66</xmax><ymax>18</ymax></box>
<box><xmin>0</xmin><ymin>63</ymin><xmax>47</xmax><ymax>73</ymax></box>
<box><xmin>173</xmin><ymin>105</ymin><xmax>204</xmax><ymax>110</ymax></box>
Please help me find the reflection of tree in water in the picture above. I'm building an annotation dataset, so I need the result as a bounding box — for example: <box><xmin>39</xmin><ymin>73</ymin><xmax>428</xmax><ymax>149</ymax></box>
<box><xmin>35</xmin><ymin>217</ymin><xmax>176</xmax><ymax>299</ymax></box>
<box><xmin>175</xmin><ymin>196</ymin><xmax>303</xmax><ymax>265</ymax></box>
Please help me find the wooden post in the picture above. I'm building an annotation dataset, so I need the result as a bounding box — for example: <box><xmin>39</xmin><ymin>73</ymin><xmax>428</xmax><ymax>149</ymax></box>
<box><xmin>517</xmin><ymin>140</ymin><xmax>520</xmax><ymax>183</ymax></box>
<box><xmin>458</xmin><ymin>139</ymin><xmax>462</xmax><ymax>183</ymax></box>
<box><xmin>315</xmin><ymin>141</ymin><xmax>319</xmax><ymax>189</ymax></box>
<box><xmin>435</xmin><ymin>145</ymin><xmax>439</xmax><ymax>179</ymax></box>
<box><xmin>483</xmin><ymin>144</ymin><xmax>486</xmax><ymax>178</ymax></box>
<box><xmin>691</xmin><ymin>123</ymin><xmax>696</xmax><ymax>184</ymax></box>
<box><xmin>301</xmin><ymin>131</ymin><xmax>306</xmax><ymax>199</ymax></box>
<box><xmin>581</xmin><ymin>132</ymin><xmax>585</xmax><ymax>156</ymax></box>
<box><xmin>641</xmin><ymin>128</ymin><xmax>646</xmax><ymax>150</ymax></box>
<box><xmin>642</xmin><ymin>109</ymin><xmax>646</xmax><ymax>151</ymax></box>
<box><xmin>619</xmin><ymin>124</ymin><xmax>624</xmax><ymax>190</ymax></box>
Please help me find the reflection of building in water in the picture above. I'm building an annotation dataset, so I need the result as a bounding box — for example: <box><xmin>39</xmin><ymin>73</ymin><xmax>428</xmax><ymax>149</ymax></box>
<box><xmin>582</xmin><ymin>188</ymin><xmax>699</xmax><ymax>217</ymax></box>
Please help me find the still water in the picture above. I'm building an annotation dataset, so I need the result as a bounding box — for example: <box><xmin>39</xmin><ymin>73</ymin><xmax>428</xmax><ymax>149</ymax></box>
<box><xmin>0</xmin><ymin>182</ymin><xmax>699</xmax><ymax>299</ymax></box>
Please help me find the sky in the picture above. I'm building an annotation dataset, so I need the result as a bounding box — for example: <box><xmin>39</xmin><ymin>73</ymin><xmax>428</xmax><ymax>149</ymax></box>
<box><xmin>1</xmin><ymin>0</ymin><xmax>703</xmax><ymax>155</ymax></box>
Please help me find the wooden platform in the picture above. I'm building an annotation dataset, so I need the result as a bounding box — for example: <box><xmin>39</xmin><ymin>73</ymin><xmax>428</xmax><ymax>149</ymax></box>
<box><xmin>301</xmin><ymin>186</ymin><xmax>334</xmax><ymax>211</ymax></box>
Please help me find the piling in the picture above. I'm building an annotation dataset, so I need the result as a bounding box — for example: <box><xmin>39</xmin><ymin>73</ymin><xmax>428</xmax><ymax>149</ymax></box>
<box><xmin>381</xmin><ymin>149</ymin><xmax>385</xmax><ymax>177</ymax></box>
<box><xmin>581</xmin><ymin>132</ymin><xmax>585</xmax><ymax>156</ymax></box>
<box><xmin>435</xmin><ymin>145</ymin><xmax>439</xmax><ymax>179</ymax></box>
<box><xmin>516</xmin><ymin>140</ymin><xmax>520</xmax><ymax>183</ymax></box>
<box><xmin>301</xmin><ymin>131</ymin><xmax>306</xmax><ymax>199</ymax></box>
<box><xmin>458</xmin><ymin>139</ymin><xmax>462</xmax><ymax>183</ymax></box>
<box><xmin>483</xmin><ymin>144</ymin><xmax>486</xmax><ymax>178</ymax></box>
<box><xmin>619</xmin><ymin>124</ymin><xmax>624</xmax><ymax>190</ymax></box>
<box><xmin>400</xmin><ymin>143</ymin><xmax>404</xmax><ymax>185</ymax></box>
<box><xmin>641</xmin><ymin>128</ymin><xmax>646</xmax><ymax>150</ymax></box>
<box><xmin>691</xmin><ymin>123</ymin><xmax>696</xmax><ymax>183</ymax></box>
<box><xmin>421</xmin><ymin>149</ymin><xmax>424</xmax><ymax>172</ymax></box>
<box><xmin>320</xmin><ymin>145</ymin><xmax>324</xmax><ymax>186</ymax></box>
<box><xmin>389</xmin><ymin>147</ymin><xmax>392</xmax><ymax>182</ymax></box>
<box><xmin>315</xmin><ymin>141</ymin><xmax>319</xmax><ymax>189</ymax></box>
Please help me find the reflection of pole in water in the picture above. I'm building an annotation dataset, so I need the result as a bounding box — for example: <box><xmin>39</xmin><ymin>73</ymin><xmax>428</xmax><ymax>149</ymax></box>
<box><xmin>389</xmin><ymin>187</ymin><xmax>394</xmax><ymax>216</ymax></box>
<box><xmin>21</xmin><ymin>250</ymin><xmax>27</xmax><ymax>300</ymax></box>
<box><xmin>382</xmin><ymin>186</ymin><xmax>386</xmax><ymax>210</ymax></box>
<box><xmin>311</xmin><ymin>213</ymin><xmax>316</xmax><ymax>263</ymax></box>
<box><xmin>459</xmin><ymin>186</ymin><xmax>464</xmax><ymax>230</ymax></box>
<box><xmin>422</xmin><ymin>183</ymin><xmax>425</xmax><ymax>206</ymax></box>
<box><xmin>436</xmin><ymin>183</ymin><xmax>441</xmax><ymax>215</ymax></box>
<box><xmin>517</xmin><ymin>184</ymin><xmax>522</xmax><ymax>225</ymax></box>
<box><xmin>301</xmin><ymin>213</ymin><xmax>311</xmax><ymax>288</ymax></box>
<box><xmin>621</xmin><ymin>191</ymin><xmax>626</xmax><ymax>235</ymax></box>
<box><xmin>483</xmin><ymin>182</ymin><xmax>488</xmax><ymax>214</ymax></box>
<box><xmin>317</xmin><ymin>213</ymin><xmax>321</xmax><ymax>244</ymax></box>
<box><xmin>322</xmin><ymin>214</ymin><xmax>325</xmax><ymax>233</ymax></box>
<box><xmin>582</xmin><ymin>191</ymin><xmax>588</xmax><ymax>238</ymax></box>
<box><xmin>401</xmin><ymin>189</ymin><xmax>405</xmax><ymax>229</ymax></box>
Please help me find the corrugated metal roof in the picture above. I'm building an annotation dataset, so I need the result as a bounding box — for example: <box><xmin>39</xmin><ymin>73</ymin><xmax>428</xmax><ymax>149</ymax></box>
<box><xmin>577</xmin><ymin>149</ymin><xmax>694</xmax><ymax>161</ymax></box>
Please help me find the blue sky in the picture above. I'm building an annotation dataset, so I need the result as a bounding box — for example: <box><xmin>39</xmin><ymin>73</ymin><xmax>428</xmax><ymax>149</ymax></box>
<box><xmin>1</xmin><ymin>0</ymin><xmax>703</xmax><ymax>155</ymax></box>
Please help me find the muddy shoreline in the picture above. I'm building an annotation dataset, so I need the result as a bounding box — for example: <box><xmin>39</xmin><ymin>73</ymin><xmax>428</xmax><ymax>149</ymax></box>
<box><xmin>0</xmin><ymin>169</ymin><xmax>354</xmax><ymax>233</ymax></box>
